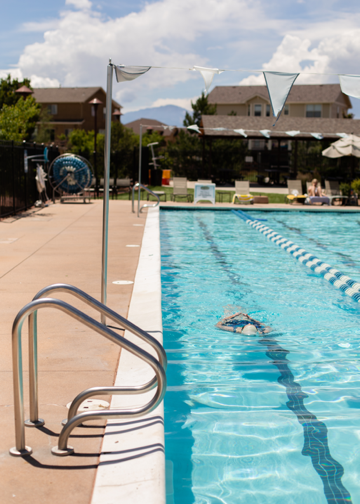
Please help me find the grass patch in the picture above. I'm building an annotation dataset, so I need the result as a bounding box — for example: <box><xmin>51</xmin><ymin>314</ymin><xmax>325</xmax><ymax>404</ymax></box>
<box><xmin>113</xmin><ymin>186</ymin><xmax>286</xmax><ymax>204</ymax></box>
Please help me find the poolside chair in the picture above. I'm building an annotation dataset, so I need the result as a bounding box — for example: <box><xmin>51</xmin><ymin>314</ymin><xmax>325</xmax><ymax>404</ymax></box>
<box><xmin>113</xmin><ymin>178</ymin><xmax>132</xmax><ymax>199</ymax></box>
<box><xmin>325</xmin><ymin>180</ymin><xmax>348</xmax><ymax>205</ymax></box>
<box><xmin>286</xmin><ymin>180</ymin><xmax>306</xmax><ymax>204</ymax></box>
<box><xmin>233</xmin><ymin>180</ymin><xmax>253</xmax><ymax>204</ymax></box>
<box><xmin>171</xmin><ymin>177</ymin><xmax>192</xmax><ymax>202</ymax></box>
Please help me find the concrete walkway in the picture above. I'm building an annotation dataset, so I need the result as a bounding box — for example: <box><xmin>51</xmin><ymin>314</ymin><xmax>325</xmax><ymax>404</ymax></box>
<box><xmin>0</xmin><ymin>200</ymin><xmax>146</xmax><ymax>504</ymax></box>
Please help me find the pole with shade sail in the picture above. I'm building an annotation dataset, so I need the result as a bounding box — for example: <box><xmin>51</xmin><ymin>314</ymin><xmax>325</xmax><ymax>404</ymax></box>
<box><xmin>101</xmin><ymin>60</ymin><xmax>113</xmax><ymax>323</ymax></box>
<box><xmin>138</xmin><ymin>125</ymin><xmax>142</xmax><ymax>217</ymax></box>
<box><xmin>89</xmin><ymin>97</ymin><xmax>103</xmax><ymax>197</ymax></box>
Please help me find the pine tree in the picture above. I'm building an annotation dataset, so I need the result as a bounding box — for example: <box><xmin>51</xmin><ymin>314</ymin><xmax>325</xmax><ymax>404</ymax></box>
<box><xmin>183</xmin><ymin>92</ymin><xmax>216</xmax><ymax>128</ymax></box>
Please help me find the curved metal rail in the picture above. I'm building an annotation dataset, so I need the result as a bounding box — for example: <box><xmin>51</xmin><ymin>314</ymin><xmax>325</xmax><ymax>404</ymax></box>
<box><xmin>132</xmin><ymin>183</ymin><xmax>160</xmax><ymax>217</ymax></box>
<box><xmin>10</xmin><ymin>298</ymin><xmax>166</xmax><ymax>457</ymax></box>
<box><xmin>26</xmin><ymin>283</ymin><xmax>166</xmax><ymax>426</ymax></box>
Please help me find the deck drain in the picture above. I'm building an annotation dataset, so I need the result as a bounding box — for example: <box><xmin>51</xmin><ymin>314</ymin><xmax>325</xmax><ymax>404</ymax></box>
<box><xmin>126</xmin><ymin>244</ymin><xmax>140</xmax><ymax>247</ymax></box>
<box><xmin>66</xmin><ymin>399</ymin><xmax>110</xmax><ymax>412</ymax></box>
<box><xmin>113</xmin><ymin>280</ymin><xmax>134</xmax><ymax>285</ymax></box>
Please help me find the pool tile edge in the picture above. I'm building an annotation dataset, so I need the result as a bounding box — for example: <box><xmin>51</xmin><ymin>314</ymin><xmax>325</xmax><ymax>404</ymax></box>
<box><xmin>91</xmin><ymin>207</ymin><xmax>165</xmax><ymax>504</ymax></box>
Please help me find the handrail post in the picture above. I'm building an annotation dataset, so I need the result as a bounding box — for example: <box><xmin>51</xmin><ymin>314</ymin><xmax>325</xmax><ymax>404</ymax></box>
<box><xmin>26</xmin><ymin>311</ymin><xmax>44</xmax><ymax>427</ymax></box>
<box><xmin>138</xmin><ymin>125</ymin><xmax>142</xmax><ymax>217</ymax></box>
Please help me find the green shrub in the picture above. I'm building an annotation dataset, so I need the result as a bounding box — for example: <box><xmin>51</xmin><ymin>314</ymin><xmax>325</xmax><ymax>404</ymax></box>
<box><xmin>351</xmin><ymin>179</ymin><xmax>360</xmax><ymax>195</ymax></box>
<box><xmin>340</xmin><ymin>182</ymin><xmax>350</xmax><ymax>197</ymax></box>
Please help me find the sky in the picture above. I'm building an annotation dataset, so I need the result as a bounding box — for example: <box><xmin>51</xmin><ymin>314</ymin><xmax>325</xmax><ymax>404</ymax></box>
<box><xmin>1</xmin><ymin>0</ymin><xmax>360</xmax><ymax>116</ymax></box>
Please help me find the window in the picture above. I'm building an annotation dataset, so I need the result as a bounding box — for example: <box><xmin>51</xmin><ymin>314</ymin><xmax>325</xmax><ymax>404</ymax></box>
<box><xmin>50</xmin><ymin>129</ymin><xmax>55</xmax><ymax>141</ymax></box>
<box><xmin>284</xmin><ymin>105</ymin><xmax>289</xmax><ymax>115</ymax></box>
<box><xmin>254</xmin><ymin>104</ymin><xmax>262</xmax><ymax>116</ymax></box>
<box><xmin>266</xmin><ymin>104</ymin><xmax>270</xmax><ymax>117</ymax></box>
<box><xmin>47</xmin><ymin>104</ymin><xmax>58</xmax><ymax>115</ymax></box>
<box><xmin>247</xmin><ymin>104</ymin><xmax>251</xmax><ymax>116</ymax></box>
<box><xmin>306</xmin><ymin>104</ymin><xmax>322</xmax><ymax>118</ymax></box>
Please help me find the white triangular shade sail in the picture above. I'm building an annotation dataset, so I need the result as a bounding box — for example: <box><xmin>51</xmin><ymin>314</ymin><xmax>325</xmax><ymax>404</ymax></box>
<box><xmin>311</xmin><ymin>133</ymin><xmax>323</xmax><ymax>140</ymax></box>
<box><xmin>322</xmin><ymin>134</ymin><xmax>360</xmax><ymax>158</ymax></box>
<box><xmin>336</xmin><ymin>133</ymin><xmax>348</xmax><ymax>138</ymax></box>
<box><xmin>260</xmin><ymin>130</ymin><xmax>271</xmax><ymax>138</ymax></box>
<box><xmin>115</xmin><ymin>65</ymin><xmax>151</xmax><ymax>83</ymax></box>
<box><xmin>234</xmin><ymin>129</ymin><xmax>247</xmax><ymax>138</ymax></box>
<box><xmin>285</xmin><ymin>130</ymin><xmax>300</xmax><ymax>137</ymax></box>
<box><xmin>35</xmin><ymin>165</ymin><xmax>46</xmax><ymax>192</ymax></box>
<box><xmin>339</xmin><ymin>75</ymin><xmax>360</xmax><ymax>99</ymax></box>
<box><xmin>263</xmin><ymin>71</ymin><xmax>299</xmax><ymax>124</ymax></box>
<box><xmin>187</xmin><ymin>125</ymin><xmax>201</xmax><ymax>133</ymax></box>
<box><xmin>193</xmin><ymin>66</ymin><xmax>223</xmax><ymax>95</ymax></box>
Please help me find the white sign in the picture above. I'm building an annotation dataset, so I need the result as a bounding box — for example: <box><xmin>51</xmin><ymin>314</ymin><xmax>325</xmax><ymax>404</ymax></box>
<box><xmin>194</xmin><ymin>183</ymin><xmax>216</xmax><ymax>205</ymax></box>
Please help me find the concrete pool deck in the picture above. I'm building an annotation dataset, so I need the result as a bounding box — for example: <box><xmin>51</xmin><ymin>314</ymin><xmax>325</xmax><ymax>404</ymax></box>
<box><xmin>1</xmin><ymin>197</ymin><xmax>360</xmax><ymax>504</ymax></box>
<box><xmin>0</xmin><ymin>199</ymin><xmax>148</xmax><ymax>504</ymax></box>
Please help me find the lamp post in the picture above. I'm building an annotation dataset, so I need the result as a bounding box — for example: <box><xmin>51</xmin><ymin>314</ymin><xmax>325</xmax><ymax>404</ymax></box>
<box><xmin>112</xmin><ymin>109</ymin><xmax>122</xmax><ymax>122</ymax></box>
<box><xmin>89</xmin><ymin>98</ymin><xmax>103</xmax><ymax>197</ymax></box>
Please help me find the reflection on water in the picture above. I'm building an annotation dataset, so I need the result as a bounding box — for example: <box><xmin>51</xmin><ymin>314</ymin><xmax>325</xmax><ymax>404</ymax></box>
<box><xmin>162</xmin><ymin>210</ymin><xmax>360</xmax><ymax>503</ymax></box>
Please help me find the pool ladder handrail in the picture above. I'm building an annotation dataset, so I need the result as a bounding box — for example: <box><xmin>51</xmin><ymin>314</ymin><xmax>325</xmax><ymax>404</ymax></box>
<box><xmin>132</xmin><ymin>183</ymin><xmax>160</xmax><ymax>215</ymax></box>
<box><xmin>10</xmin><ymin>297</ymin><xmax>166</xmax><ymax>457</ymax></box>
<box><xmin>27</xmin><ymin>283</ymin><xmax>167</xmax><ymax>427</ymax></box>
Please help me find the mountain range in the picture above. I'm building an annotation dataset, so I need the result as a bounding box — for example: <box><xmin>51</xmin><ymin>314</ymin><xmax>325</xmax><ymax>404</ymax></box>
<box><xmin>122</xmin><ymin>104</ymin><xmax>189</xmax><ymax>127</ymax></box>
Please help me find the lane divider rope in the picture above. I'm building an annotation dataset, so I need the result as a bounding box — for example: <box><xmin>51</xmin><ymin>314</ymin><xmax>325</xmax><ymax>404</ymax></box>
<box><xmin>233</xmin><ymin>210</ymin><xmax>360</xmax><ymax>303</ymax></box>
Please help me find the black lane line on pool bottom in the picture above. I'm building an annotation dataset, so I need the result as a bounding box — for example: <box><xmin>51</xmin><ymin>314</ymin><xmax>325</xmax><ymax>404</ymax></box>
<box><xmin>197</xmin><ymin>217</ymin><xmax>352</xmax><ymax>504</ymax></box>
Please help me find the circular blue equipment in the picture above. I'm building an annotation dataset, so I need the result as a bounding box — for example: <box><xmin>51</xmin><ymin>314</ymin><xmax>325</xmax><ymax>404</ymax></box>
<box><xmin>49</xmin><ymin>154</ymin><xmax>92</xmax><ymax>194</ymax></box>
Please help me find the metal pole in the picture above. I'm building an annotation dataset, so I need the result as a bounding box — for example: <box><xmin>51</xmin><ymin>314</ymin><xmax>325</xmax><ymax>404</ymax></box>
<box><xmin>101</xmin><ymin>60</ymin><xmax>113</xmax><ymax>322</ymax></box>
<box><xmin>94</xmin><ymin>105</ymin><xmax>98</xmax><ymax>197</ymax></box>
<box><xmin>138</xmin><ymin>125</ymin><xmax>142</xmax><ymax>217</ymax></box>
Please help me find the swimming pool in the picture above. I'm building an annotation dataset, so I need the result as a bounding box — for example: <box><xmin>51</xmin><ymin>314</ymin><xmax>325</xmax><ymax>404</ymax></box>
<box><xmin>161</xmin><ymin>210</ymin><xmax>360</xmax><ymax>504</ymax></box>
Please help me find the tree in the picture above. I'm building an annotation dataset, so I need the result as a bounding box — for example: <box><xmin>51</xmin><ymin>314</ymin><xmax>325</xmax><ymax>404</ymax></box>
<box><xmin>0</xmin><ymin>74</ymin><xmax>32</xmax><ymax>110</ymax></box>
<box><xmin>0</xmin><ymin>96</ymin><xmax>40</xmax><ymax>141</ymax></box>
<box><xmin>183</xmin><ymin>92</ymin><xmax>217</xmax><ymax>127</ymax></box>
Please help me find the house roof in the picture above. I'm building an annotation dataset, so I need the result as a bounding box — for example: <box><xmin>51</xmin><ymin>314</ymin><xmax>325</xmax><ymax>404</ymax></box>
<box><xmin>201</xmin><ymin>115</ymin><xmax>360</xmax><ymax>139</ymax></box>
<box><xmin>32</xmin><ymin>87</ymin><xmax>121</xmax><ymax>108</ymax></box>
<box><xmin>124</xmin><ymin>118</ymin><xmax>177</xmax><ymax>137</ymax></box>
<box><xmin>208</xmin><ymin>84</ymin><xmax>352</xmax><ymax>107</ymax></box>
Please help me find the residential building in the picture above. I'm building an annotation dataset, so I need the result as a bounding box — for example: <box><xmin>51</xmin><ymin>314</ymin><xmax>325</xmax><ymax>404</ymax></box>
<box><xmin>124</xmin><ymin>118</ymin><xmax>179</xmax><ymax>143</ymax></box>
<box><xmin>32</xmin><ymin>87</ymin><xmax>122</xmax><ymax>141</ymax></box>
<box><xmin>208</xmin><ymin>84</ymin><xmax>352</xmax><ymax>119</ymax></box>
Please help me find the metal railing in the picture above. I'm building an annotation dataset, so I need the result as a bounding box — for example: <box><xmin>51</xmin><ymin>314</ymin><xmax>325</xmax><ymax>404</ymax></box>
<box><xmin>26</xmin><ymin>283</ymin><xmax>166</xmax><ymax>427</ymax></box>
<box><xmin>132</xmin><ymin>183</ymin><xmax>160</xmax><ymax>217</ymax></box>
<box><xmin>10</xmin><ymin>297</ymin><xmax>166</xmax><ymax>457</ymax></box>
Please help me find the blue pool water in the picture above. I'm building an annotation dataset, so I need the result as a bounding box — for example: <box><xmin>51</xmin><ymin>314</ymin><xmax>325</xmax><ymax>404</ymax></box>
<box><xmin>161</xmin><ymin>210</ymin><xmax>360</xmax><ymax>504</ymax></box>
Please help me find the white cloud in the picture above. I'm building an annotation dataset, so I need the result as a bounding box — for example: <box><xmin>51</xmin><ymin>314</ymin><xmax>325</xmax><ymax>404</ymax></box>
<box><xmin>65</xmin><ymin>0</ymin><xmax>92</xmax><ymax>9</ymax></box>
<box><xmin>30</xmin><ymin>75</ymin><xmax>60</xmax><ymax>87</ymax></box>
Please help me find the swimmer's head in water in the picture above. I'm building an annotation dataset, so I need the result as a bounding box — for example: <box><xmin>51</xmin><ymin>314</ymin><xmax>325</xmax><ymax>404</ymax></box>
<box><xmin>216</xmin><ymin>311</ymin><xmax>272</xmax><ymax>335</ymax></box>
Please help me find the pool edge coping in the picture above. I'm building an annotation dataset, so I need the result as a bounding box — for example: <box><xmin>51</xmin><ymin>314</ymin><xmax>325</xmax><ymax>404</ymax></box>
<box><xmin>91</xmin><ymin>207</ymin><xmax>165</xmax><ymax>504</ymax></box>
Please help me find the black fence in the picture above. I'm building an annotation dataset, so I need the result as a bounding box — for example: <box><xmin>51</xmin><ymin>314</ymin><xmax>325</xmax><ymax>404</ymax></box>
<box><xmin>0</xmin><ymin>141</ymin><xmax>59</xmax><ymax>218</ymax></box>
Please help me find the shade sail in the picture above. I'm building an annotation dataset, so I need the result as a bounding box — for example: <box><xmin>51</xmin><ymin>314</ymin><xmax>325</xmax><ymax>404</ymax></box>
<box><xmin>263</xmin><ymin>71</ymin><xmax>299</xmax><ymax>125</ymax></box>
<box><xmin>187</xmin><ymin>125</ymin><xmax>201</xmax><ymax>133</ymax></box>
<box><xmin>260</xmin><ymin>129</ymin><xmax>271</xmax><ymax>138</ymax></box>
<box><xmin>285</xmin><ymin>130</ymin><xmax>300</xmax><ymax>137</ymax></box>
<box><xmin>193</xmin><ymin>66</ymin><xmax>223</xmax><ymax>95</ymax></box>
<box><xmin>339</xmin><ymin>74</ymin><xmax>360</xmax><ymax>100</ymax></box>
<box><xmin>115</xmin><ymin>65</ymin><xmax>151</xmax><ymax>82</ymax></box>
<box><xmin>311</xmin><ymin>133</ymin><xmax>323</xmax><ymax>140</ymax></box>
<box><xmin>234</xmin><ymin>129</ymin><xmax>247</xmax><ymax>137</ymax></box>
<box><xmin>322</xmin><ymin>134</ymin><xmax>360</xmax><ymax>158</ymax></box>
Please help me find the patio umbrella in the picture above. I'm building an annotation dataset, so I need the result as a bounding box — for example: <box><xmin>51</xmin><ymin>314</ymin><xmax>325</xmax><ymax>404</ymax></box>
<box><xmin>322</xmin><ymin>134</ymin><xmax>360</xmax><ymax>158</ymax></box>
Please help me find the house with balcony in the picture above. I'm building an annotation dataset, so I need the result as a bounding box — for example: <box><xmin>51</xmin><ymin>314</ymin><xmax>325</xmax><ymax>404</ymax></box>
<box><xmin>208</xmin><ymin>84</ymin><xmax>352</xmax><ymax>119</ymax></box>
<box><xmin>32</xmin><ymin>87</ymin><xmax>122</xmax><ymax>141</ymax></box>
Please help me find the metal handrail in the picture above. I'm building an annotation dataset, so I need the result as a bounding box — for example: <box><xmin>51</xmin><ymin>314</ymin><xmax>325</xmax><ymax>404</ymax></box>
<box><xmin>132</xmin><ymin>183</ymin><xmax>160</xmax><ymax>216</ymax></box>
<box><xmin>10</xmin><ymin>298</ymin><xmax>166</xmax><ymax>457</ymax></box>
<box><xmin>26</xmin><ymin>283</ymin><xmax>167</xmax><ymax>426</ymax></box>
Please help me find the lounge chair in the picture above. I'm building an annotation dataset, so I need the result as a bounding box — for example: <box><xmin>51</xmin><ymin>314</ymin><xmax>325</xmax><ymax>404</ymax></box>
<box><xmin>113</xmin><ymin>178</ymin><xmax>132</xmax><ymax>199</ymax></box>
<box><xmin>305</xmin><ymin>182</ymin><xmax>330</xmax><ymax>206</ymax></box>
<box><xmin>171</xmin><ymin>177</ymin><xmax>192</xmax><ymax>202</ymax></box>
<box><xmin>233</xmin><ymin>180</ymin><xmax>253</xmax><ymax>204</ymax></box>
<box><xmin>286</xmin><ymin>180</ymin><xmax>306</xmax><ymax>204</ymax></box>
<box><xmin>325</xmin><ymin>180</ymin><xmax>348</xmax><ymax>206</ymax></box>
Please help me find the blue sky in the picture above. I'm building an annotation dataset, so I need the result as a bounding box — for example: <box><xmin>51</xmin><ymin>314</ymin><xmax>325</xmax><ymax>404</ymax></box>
<box><xmin>1</xmin><ymin>0</ymin><xmax>360</xmax><ymax>116</ymax></box>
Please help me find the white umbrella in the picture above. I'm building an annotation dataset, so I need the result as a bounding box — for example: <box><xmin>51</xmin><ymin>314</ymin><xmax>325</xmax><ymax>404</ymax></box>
<box><xmin>322</xmin><ymin>134</ymin><xmax>360</xmax><ymax>158</ymax></box>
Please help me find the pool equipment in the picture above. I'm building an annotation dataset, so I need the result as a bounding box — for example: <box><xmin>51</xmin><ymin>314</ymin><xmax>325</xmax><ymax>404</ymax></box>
<box><xmin>48</xmin><ymin>153</ymin><xmax>93</xmax><ymax>203</ymax></box>
<box><xmin>238</xmin><ymin>214</ymin><xmax>360</xmax><ymax>304</ymax></box>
